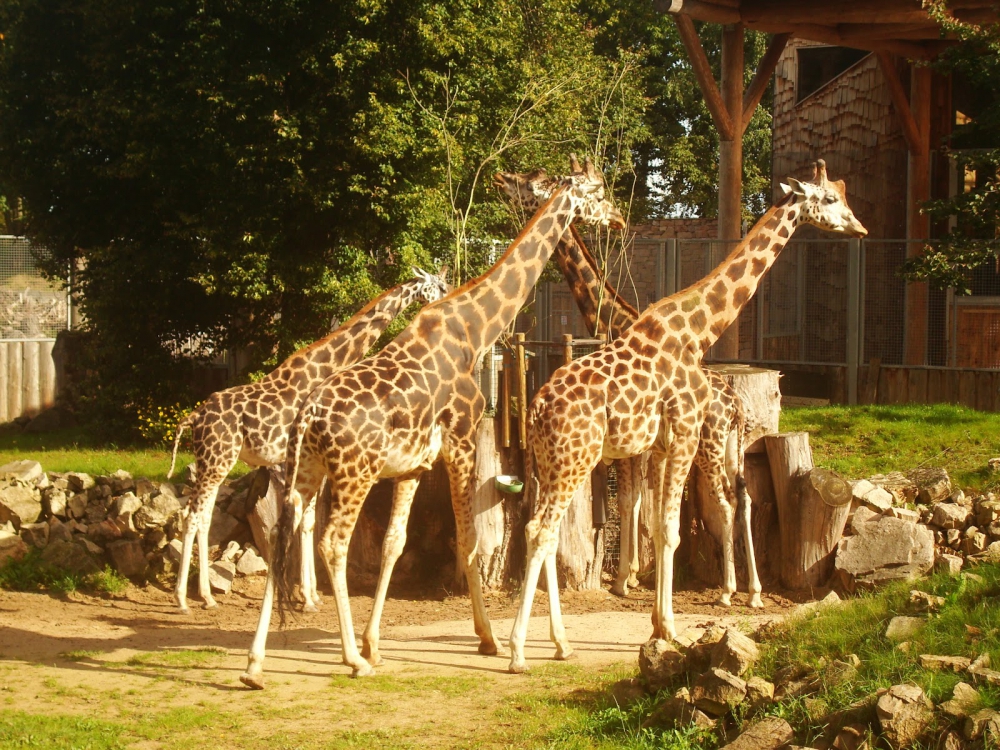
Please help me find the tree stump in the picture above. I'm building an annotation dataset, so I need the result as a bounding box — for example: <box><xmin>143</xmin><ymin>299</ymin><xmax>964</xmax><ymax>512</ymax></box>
<box><xmin>764</xmin><ymin>432</ymin><xmax>851</xmax><ymax>590</ymax></box>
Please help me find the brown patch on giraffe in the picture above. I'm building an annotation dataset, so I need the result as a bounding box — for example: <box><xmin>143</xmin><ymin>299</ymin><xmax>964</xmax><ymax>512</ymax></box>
<box><xmin>631</xmin><ymin>317</ymin><xmax>665</xmax><ymax>340</ymax></box>
<box><xmin>668</xmin><ymin>315</ymin><xmax>685</xmax><ymax>332</ymax></box>
<box><xmin>777</xmin><ymin>225</ymin><xmax>790</xmax><ymax>238</ymax></box>
<box><xmin>732</xmin><ymin>285</ymin><xmax>750</xmax><ymax>308</ymax></box>
<box><xmin>680</xmin><ymin>296</ymin><xmax>699</xmax><ymax>313</ymax></box>
<box><xmin>751</xmin><ymin>257</ymin><xmax>767</xmax><ymax>276</ymax></box>
<box><xmin>689</xmin><ymin>310</ymin><xmax>707</xmax><ymax>332</ymax></box>
<box><xmin>706</xmin><ymin>280</ymin><xmax>728</xmax><ymax>315</ymax></box>
<box><xmin>726</xmin><ymin>259</ymin><xmax>747</xmax><ymax>281</ymax></box>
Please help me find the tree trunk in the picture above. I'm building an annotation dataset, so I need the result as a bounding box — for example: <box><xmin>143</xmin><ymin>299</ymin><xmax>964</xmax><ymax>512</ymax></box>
<box><xmin>471</xmin><ymin>416</ymin><xmax>523</xmax><ymax>590</ymax></box>
<box><xmin>764</xmin><ymin>432</ymin><xmax>851</xmax><ymax>590</ymax></box>
<box><xmin>555</xmin><ymin>469</ymin><xmax>602</xmax><ymax>590</ymax></box>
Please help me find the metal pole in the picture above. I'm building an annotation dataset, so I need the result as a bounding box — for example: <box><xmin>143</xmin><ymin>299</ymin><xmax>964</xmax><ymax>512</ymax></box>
<box><xmin>515</xmin><ymin>332</ymin><xmax>528</xmax><ymax>450</ymax></box>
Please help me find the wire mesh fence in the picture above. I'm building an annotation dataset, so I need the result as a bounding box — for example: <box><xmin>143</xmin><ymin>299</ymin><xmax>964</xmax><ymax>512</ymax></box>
<box><xmin>0</xmin><ymin>236</ymin><xmax>69</xmax><ymax>340</ymax></box>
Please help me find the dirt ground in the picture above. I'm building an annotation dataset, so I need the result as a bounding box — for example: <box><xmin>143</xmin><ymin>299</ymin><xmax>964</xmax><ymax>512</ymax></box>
<box><xmin>0</xmin><ymin>577</ymin><xmax>797</xmax><ymax>747</ymax></box>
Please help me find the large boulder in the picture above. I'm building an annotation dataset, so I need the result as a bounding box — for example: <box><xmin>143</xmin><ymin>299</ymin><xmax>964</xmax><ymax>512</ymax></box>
<box><xmin>719</xmin><ymin>717</ymin><xmax>793</xmax><ymax>750</ymax></box>
<box><xmin>691</xmin><ymin>668</ymin><xmax>747</xmax><ymax>716</ymax></box>
<box><xmin>133</xmin><ymin>493</ymin><xmax>182</xmax><ymax>531</ymax></box>
<box><xmin>908</xmin><ymin>467</ymin><xmax>952</xmax><ymax>504</ymax></box>
<box><xmin>236</xmin><ymin>546</ymin><xmax>268</xmax><ymax>576</ymax></box>
<box><xmin>208</xmin><ymin>560</ymin><xmax>236</xmax><ymax>594</ymax></box>
<box><xmin>107</xmin><ymin>539</ymin><xmax>147</xmax><ymax>577</ymax></box>
<box><xmin>41</xmin><ymin>486</ymin><xmax>68</xmax><ymax>518</ymax></box>
<box><xmin>710</xmin><ymin>628</ymin><xmax>759</xmax><ymax>677</ymax></box>
<box><xmin>638</xmin><ymin>639</ymin><xmax>687</xmax><ymax>691</ymax></box>
<box><xmin>931</xmin><ymin>503</ymin><xmax>972</xmax><ymax>530</ymax></box>
<box><xmin>19</xmin><ymin>522</ymin><xmax>49</xmax><ymax>549</ymax></box>
<box><xmin>833</xmin><ymin>514</ymin><xmax>934</xmax><ymax>593</ymax></box>
<box><xmin>0</xmin><ymin>482</ymin><xmax>42</xmax><ymax>529</ymax></box>
<box><xmin>0</xmin><ymin>460</ymin><xmax>47</xmax><ymax>485</ymax></box>
<box><xmin>0</xmin><ymin>521</ymin><xmax>28</xmax><ymax>564</ymax></box>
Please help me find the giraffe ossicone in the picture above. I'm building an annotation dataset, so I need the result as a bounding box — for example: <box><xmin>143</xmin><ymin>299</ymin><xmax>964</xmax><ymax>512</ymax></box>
<box><xmin>240</xmin><ymin>154</ymin><xmax>625</xmax><ymax>688</ymax></box>
<box><xmin>507</xmin><ymin>159</ymin><xmax>866</xmax><ymax>674</ymax></box>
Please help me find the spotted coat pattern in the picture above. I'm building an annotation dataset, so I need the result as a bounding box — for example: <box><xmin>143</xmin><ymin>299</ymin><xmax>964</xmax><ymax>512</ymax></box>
<box><xmin>507</xmin><ymin>161</ymin><xmax>868</xmax><ymax>673</ymax></box>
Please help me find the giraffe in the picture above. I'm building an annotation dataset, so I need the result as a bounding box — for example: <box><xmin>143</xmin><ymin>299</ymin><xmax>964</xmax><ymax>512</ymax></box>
<box><xmin>239</xmin><ymin>156</ymin><xmax>626</xmax><ymax>688</ymax></box>
<box><xmin>507</xmin><ymin>160</ymin><xmax>867</xmax><ymax>673</ymax></box>
<box><xmin>499</xmin><ymin>170</ymin><xmax>762</xmax><ymax>606</ymax></box>
<box><xmin>167</xmin><ymin>268</ymin><xmax>451</xmax><ymax>613</ymax></box>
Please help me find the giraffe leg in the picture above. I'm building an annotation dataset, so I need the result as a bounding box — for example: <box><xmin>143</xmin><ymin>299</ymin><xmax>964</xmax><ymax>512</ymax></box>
<box><xmin>738</xmin><ymin>471</ymin><xmax>764</xmax><ymax>608</ymax></box>
<box><xmin>175</xmin><ymin>459</ymin><xmax>234</xmax><ymax>611</ymax></box>
<box><xmin>611</xmin><ymin>459</ymin><xmax>634</xmax><ymax>597</ymax></box>
<box><xmin>444</xmin><ymin>439</ymin><xmax>501</xmax><ymax>657</ymax></box>
<box><xmin>196</xmin><ymin>509</ymin><xmax>218</xmax><ymax>609</ymax></box>
<box><xmin>628</xmin><ymin>455</ymin><xmax>644</xmax><ymax>589</ymax></box>
<box><xmin>508</xmin><ymin>516</ymin><xmax>552</xmax><ymax>674</ymax></box>
<box><xmin>362</xmin><ymin>474</ymin><xmax>421</xmax><ymax>667</ymax></box>
<box><xmin>241</xmin><ymin>526</ymin><xmax>279</xmax><ymax>690</ymax></box>
<box><xmin>300</xmin><ymin>499</ymin><xmax>320</xmax><ymax>613</ymax></box>
<box><xmin>543</xmin><ymin>549</ymin><xmax>574</xmax><ymax>661</ymax></box>
<box><xmin>697</xmin><ymin>443</ymin><xmax>737</xmax><ymax>607</ymax></box>
<box><xmin>651</xmin><ymin>414</ymin><xmax>703</xmax><ymax>641</ymax></box>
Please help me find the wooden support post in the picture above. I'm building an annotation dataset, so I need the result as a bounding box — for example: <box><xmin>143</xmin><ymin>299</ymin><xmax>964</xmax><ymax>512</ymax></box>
<box><xmin>905</xmin><ymin>63</ymin><xmax>932</xmax><ymax>366</ymax></box>
<box><xmin>501</xmin><ymin>352</ymin><xmax>511</xmax><ymax>449</ymax></box>
<box><xmin>714</xmin><ymin>22</ymin><xmax>745</xmax><ymax>361</ymax></box>
<box><xmin>764</xmin><ymin>432</ymin><xmax>851</xmax><ymax>590</ymax></box>
<box><xmin>515</xmin><ymin>332</ymin><xmax>527</xmax><ymax>450</ymax></box>
<box><xmin>562</xmin><ymin>333</ymin><xmax>574</xmax><ymax>366</ymax></box>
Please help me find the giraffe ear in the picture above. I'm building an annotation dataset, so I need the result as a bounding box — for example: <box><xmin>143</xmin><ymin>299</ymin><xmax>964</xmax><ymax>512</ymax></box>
<box><xmin>437</xmin><ymin>265</ymin><xmax>450</xmax><ymax>282</ymax></box>
<box><xmin>784</xmin><ymin>178</ymin><xmax>806</xmax><ymax>196</ymax></box>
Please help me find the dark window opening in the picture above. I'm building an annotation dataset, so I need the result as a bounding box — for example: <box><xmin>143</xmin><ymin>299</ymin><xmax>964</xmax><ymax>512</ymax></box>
<box><xmin>796</xmin><ymin>46</ymin><xmax>870</xmax><ymax>103</ymax></box>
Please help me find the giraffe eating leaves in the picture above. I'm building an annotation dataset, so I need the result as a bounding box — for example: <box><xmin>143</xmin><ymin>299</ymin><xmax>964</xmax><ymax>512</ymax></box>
<box><xmin>507</xmin><ymin>160</ymin><xmax>866</xmax><ymax>673</ymax></box>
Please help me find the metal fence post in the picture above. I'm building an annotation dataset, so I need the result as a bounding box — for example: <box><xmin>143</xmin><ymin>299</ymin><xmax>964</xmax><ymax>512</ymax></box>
<box><xmin>664</xmin><ymin>239</ymin><xmax>678</xmax><ymax>297</ymax></box>
<box><xmin>847</xmin><ymin>238</ymin><xmax>862</xmax><ymax>405</ymax></box>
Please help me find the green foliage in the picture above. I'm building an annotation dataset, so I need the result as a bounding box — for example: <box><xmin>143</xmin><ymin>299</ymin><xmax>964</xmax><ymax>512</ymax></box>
<box><xmin>0</xmin><ymin>549</ymin><xmax>132</xmax><ymax>595</ymax></box>
<box><xmin>89</xmin><ymin>566</ymin><xmax>129</xmax><ymax>596</ymax></box>
<box><xmin>780</xmin><ymin>403</ymin><xmax>1000</xmax><ymax>492</ymax></box>
<box><xmin>900</xmin><ymin>6</ymin><xmax>1000</xmax><ymax>293</ymax></box>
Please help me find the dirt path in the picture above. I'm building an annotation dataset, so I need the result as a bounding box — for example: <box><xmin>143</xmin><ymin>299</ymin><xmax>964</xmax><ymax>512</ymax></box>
<box><xmin>0</xmin><ymin>579</ymin><xmax>794</xmax><ymax>747</ymax></box>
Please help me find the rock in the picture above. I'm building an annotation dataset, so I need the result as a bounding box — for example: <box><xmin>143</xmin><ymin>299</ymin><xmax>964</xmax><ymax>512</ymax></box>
<box><xmin>109</xmin><ymin>469</ymin><xmax>134</xmax><ymax>494</ymax></box>
<box><xmin>936</xmin><ymin>553</ymin><xmax>964</xmax><ymax>575</ymax></box>
<box><xmin>969</xmin><ymin>541</ymin><xmax>1000</xmax><ymax>565</ymax></box>
<box><xmin>235</xmin><ymin>546</ymin><xmax>267</xmax><ymax>576</ymax></box>
<box><xmin>638</xmin><ymin>639</ymin><xmax>687</xmax><ymax>691</ymax></box>
<box><xmin>47</xmin><ymin>517</ymin><xmax>73</xmax><ymax>544</ymax></box>
<box><xmin>869</xmin><ymin>472</ymin><xmax>919</xmax><ymax>505</ymax></box>
<box><xmin>133</xmin><ymin>493</ymin><xmax>182</xmax><ymax>531</ymax></box>
<box><xmin>951</xmin><ymin>489</ymin><xmax>971</xmax><ymax>507</ymax></box>
<box><xmin>833</xmin><ymin>515</ymin><xmax>934</xmax><ymax>593</ymax></box>
<box><xmin>886</xmin><ymin>616</ymin><xmax>925</xmax><ymax>641</ymax></box>
<box><xmin>609</xmin><ymin>678</ymin><xmax>646</xmax><ymax>708</ymax></box>
<box><xmin>66</xmin><ymin>472</ymin><xmax>95</xmax><ymax>492</ymax></box>
<box><xmin>918</xmin><ymin>654</ymin><xmax>971</xmax><ymax>672</ymax></box>
<box><xmin>107</xmin><ymin>539</ymin><xmax>147</xmax><ymax>577</ymax></box>
<box><xmin>208</xmin><ymin>508</ymin><xmax>241</xmax><ymax>547</ymax></box>
<box><xmin>976</xmin><ymin>498</ymin><xmax>1000</xmax><ymax>527</ymax></box>
<box><xmin>686</xmin><ymin>624</ymin><xmax>727</xmax><ymax>674</ymax></box>
<box><xmin>938</xmin><ymin>729</ymin><xmax>965</xmax><ymax>750</ymax></box>
<box><xmin>887</xmin><ymin>506</ymin><xmax>919</xmax><ymax>522</ymax></box>
<box><xmin>962</xmin><ymin>532</ymin><xmax>988</xmax><ymax>556</ymax></box>
<box><xmin>990</xmin><ymin>458</ymin><xmax>1000</xmax><ymax>473</ymax></box>
<box><xmin>850</xmin><ymin>479</ymin><xmax>877</xmax><ymax>500</ymax></box>
<box><xmin>158</xmin><ymin>482</ymin><xmax>178</xmax><ymax>499</ymax></box>
<box><xmin>87</xmin><ymin>519</ymin><xmax>124</xmax><ymax>545</ymax></box>
<box><xmin>673</xmin><ymin>626</ymin><xmax>705</xmax><ymax>649</ymax></box>
<box><xmin>970</xmin><ymin>653</ymin><xmax>990</xmax><ymax>672</ymax></box>
<box><xmin>939</xmin><ymin>682</ymin><xmax>979</xmax><ymax>721</ymax></box>
<box><xmin>83</xmin><ymin>498</ymin><xmax>108</xmax><ymax>525</ymax></box>
<box><xmin>67</xmin><ymin>493</ymin><xmax>88</xmax><ymax>519</ymax></box>
<box><xmin>964</xmin><ymin>708</ymin><xmax>1000</xmax><ymax>742</ymax></box>
<box><xmin>851</xmin><ymin>505</ymin><xmax>880</xmax><ymax>534</ymax></box>
<box><xmin>113</xmin><ymin>492</ymin><xmax>142</xmax><ymax>518</ymax></box>
<box><xmin>744</xmin><ymin>676</ymin><xmax>774</xmax><ymax>710</ymax></box>
<box><xmin>0</xmin><ymin>522</ymin><xmax>28</xmax><ymax>563</ymax></box>
<box><xmin>207</xmin><ymin>560</ymin><xmax>235</xmax><ymax>594</ymax></box>
<box><xmin>968</xmin><ymin>668</ymin><xmax>1000</xmax><ymax>687</ymax></box>
<box><xmin>18</xmin><ymin>521</ymin><xmax>48</xmax><ymax>548</ymax></box>
<box><xmin>831</xmin><ymin>724</ymin><xmax>870</xmax><ymax>750</ymax></box>
<box><xmin>825</xmin><ymin>658</ymin><xmax>859</xmax><ymax>687</ymax></box>
<box><xmin>909</xmin><ymin>590</ymin><xmax>945</xmax><ymax>612</ymax></box>
<box><xmin>824</xmin><ymin>697</ymin><xmax>878</xmax><ymax>736</ymax></box>
<box><xmin>932</xmin><ymin>503</ymin><xmax>972</xmax><ymax>530</ymax></box>
<box><xmin>877</xmin><ymin>684</ymin><xmax>933</xmax><ymax>749</ymax></box>
<box><xmin>40</xmin><ymin>539</ymin><xmax>101</xmax><ymax>576</ymax></box>
<box><xmin>642</xmin><ymin>687</ymin><xmax>715</xmax><ymax>730</ymax></box>
<box><xmin>709</xmin><ymin>628</ymin><xmax>759</xmax><ymax>677</ymax></box>
<box><xmin>908</xmin><ymin>467</ymin><xmax>952</xmax><ymax>504</ymax></box>
<box><xmin>41</xmin><ymin>487</ymin><xmax>68</xmax><ymax>518</ymax></box>
<box><xmin>0</xmin><ymin>460</ymin><xmax>46</xmax><ymax>485</ymax></box>
<box><xmin>862</xmin><ymin>487</ymin><xmax>894</xmax><ymax>513</ymax></box>
<box><xmin>0</xmin><ymin>483</ymin><xmax>42</xmax><ymax>529</ymax></box>
<box><xmin>774</xmin><ymin>662</ymin><xmax>821</xmax><ymax>700</ymax></box>
<box><xmin>220</xmin><ymin>540</ymin><xmax>242</xmax><ymax>563</ymax></box>
<box><xmin>165</xmin><ymin>538</ymin><xmax>183</xmax><ymax>563</ymax></box>
<box><xmin>691</xmin><ymin>668</ymin><xmax>747</xmax><ymax>716</ymax></box>
<box><xmin>719</xmin><ymin>717</ymin><xmax>793</xmax><ymax>750</ymax></box>
<box><xmin>79</xmin><ymin>538</ymin><xmax>103</xmax><ymax>556</ymax></box>
<box><xmin>796</xmin><ymin>590</ymin><xmax>843</xmax><ymax>616</ymax></box>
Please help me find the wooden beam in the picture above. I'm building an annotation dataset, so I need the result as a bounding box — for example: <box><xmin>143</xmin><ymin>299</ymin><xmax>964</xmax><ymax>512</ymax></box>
<box><xmin>673</xmin><ymin>14</ymin><xmax>736</xmax><ymax>140</ymax></box>
<box><xmin>741</xmin><ymin>0</ymin><xmax>934</xmax><ymax>26</ymax></box>
<box><xmin>741</xmin><ymin>32</ymin><xmax>789</xmax><ymax>131</ymax></box>
<box><xmin>837</xmin><ymin>23</ymin><xmax>948</xmax><ymax>42</ymax></box>
<box><xmin>904</xmin><ymin>63</ymin><xmax>932</xmax><ymax>367</ymax></box>
<box><xmin>876</xmin><ymin>51</ymin><xmax>923</xmax><ymax>155</ymax></box>
<box><xmin>659</xmin><ymin>0</ymin><xmax>740</xmax><ymax>24</ymax></box>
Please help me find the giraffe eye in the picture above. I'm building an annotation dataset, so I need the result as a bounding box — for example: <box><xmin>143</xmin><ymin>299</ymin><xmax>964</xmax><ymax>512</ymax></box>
<box><xmin>823</xmin><ymin>194</ymin><xmax>838</xmax><ymax>204</ymax></box>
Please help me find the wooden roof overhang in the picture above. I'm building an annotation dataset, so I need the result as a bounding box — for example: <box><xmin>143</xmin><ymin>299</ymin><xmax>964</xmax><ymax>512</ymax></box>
<box><xmin>656</xmin><ymin>0</ymin><xmax>1000</xmax><ymax>59</ymax></box>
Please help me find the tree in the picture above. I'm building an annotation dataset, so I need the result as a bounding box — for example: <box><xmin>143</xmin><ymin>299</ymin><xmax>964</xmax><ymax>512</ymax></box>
<box><xmin>0</xmin><ymin>0</ymin><xmax>646</xmax><ymax>435</ymax></box>
<box><xmin>900</xmin><ymin>6</ymin><xmax>1000</xmax><ymax>294</ymax></box>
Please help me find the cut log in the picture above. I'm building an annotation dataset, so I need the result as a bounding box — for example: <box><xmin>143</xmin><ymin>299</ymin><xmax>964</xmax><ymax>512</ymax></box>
<box><xmin>556</xmin><ymin>469</ymin><xmax>602</xmax><ymax>590</ymax></box>
<box><xmin>247</xmin><ymin>467</ymin><xmax>282</xmax><ymax>563</ymax></box>
<box><xmin>765</xmin><ymin>432</ymin><xmax>851</xmax><ymax>590</ymax></box>
<box><xmin>471</xmin><ymin>416</ymin><xmax>523</xmax><ymax>590</ymax></box>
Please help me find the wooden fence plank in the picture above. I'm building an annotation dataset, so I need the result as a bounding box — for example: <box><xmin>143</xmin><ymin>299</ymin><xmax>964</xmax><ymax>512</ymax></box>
<box><xmin>959</xmin><ymin>370</ymin><xmax>977</xmax><ymax>409</ymax></box>
<box><xmin>908</xmin><ymin>368</ymin><xmax>929</xmax><ymax>404</ymax></box>
<box><xmin>7</xmin><ymin>342</ymin><xmax>22</xmax><ymax>420</ymax></box>
<box><xmin>927</xmin><ymin>368</ymin><xmax>945</xmax><ymax>405</ymax></box>
<box><xmin>883</xmin><ymin>368</ymin><xmax>908</xmax><ymax>404</ymax></box>
<box><xmin>39</xmin><ymin>340</ymin><xmax>55</xmax><ymax>409</ymax></box>
<box><xmin>946</xmin><ymin>370</ymin><xmax>961</xmax><ymax>404</ymax></box>
<box><xmin>977</xmin><ymin>371</ymin><xmax>996</xmax><ymax>412</ymax></box>
<box><xmin>23</xmin><ymin>341</ymin><xmax>40</xmax><ymax>415</ymax></box>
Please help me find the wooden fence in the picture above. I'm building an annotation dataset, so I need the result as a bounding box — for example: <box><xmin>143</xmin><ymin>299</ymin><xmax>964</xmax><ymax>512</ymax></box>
<box><xmin>0</xmin><ymin>339</ymin><xmax>58</xmax><ymax>422</ymax></box>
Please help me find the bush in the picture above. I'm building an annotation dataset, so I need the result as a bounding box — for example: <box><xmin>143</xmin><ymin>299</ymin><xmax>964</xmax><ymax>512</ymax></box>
<box><xmin>0</xmin><ymin>550</ymin><xmax>132</xmax><ymax>595</ymax></box>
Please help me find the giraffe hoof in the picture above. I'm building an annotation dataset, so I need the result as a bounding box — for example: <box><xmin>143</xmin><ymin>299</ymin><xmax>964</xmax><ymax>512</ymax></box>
<box><xmin>350</xmin><ymin>663</ymin><xmax>375</xmax><ymax>678</ymax></box>
<box><xmin>202</xmin><ymin>600</ymin><xmax>218</xmax><ymax>610</ymax></box>
<box><xmin>554</xmin><ymin>648</ymin><xmax>576</xmax><ymax>662</ymax></box>
<box><xmin>716</xmin><ymin>594</ymin><xmax>732</xmax><ymax>607</ymax></box>
<box><xmin>239</xmin><ymin>672</ymin><xmax>265</xmax><ymax>690</ymax></box>
<box><xmin>478</xmin><ymin>641</ymin><xmax>500</xmax><ymax>656</ymax></box>
<box><xmin>508</xmin><ymin>660</ymin><xmax>529</xmax><ymax>675</ymax></box>
<box><xmin>176</xmin><ymin>605</ymin><xmax>191</xmax><ymax>615</ymax></box>
<box><xmin>610</xmin><ymin>584</ymin><xmax>628</xmax><ymax>597</ymax></box>
<box><xmin>364</xmin><ymin>653</ymin><xmax>384</xmax><ymax>667</ymax></box>
<box><xmin>749</xmin><ymin>595</ymin><xmax>764</xmax><ymax>608</ymax></box>
<box><xmin>627</xmin><ymin>575</ymin><xmax>639</xmax><ymax>589</ymax></box>
<box><xmin>302</xmin><ymin>604</ymin><xmax>319</xmax><ymax>614</ymax></box>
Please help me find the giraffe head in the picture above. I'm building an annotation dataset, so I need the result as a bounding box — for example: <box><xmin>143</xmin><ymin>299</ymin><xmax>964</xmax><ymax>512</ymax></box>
<box><xmin>781</xmin><ymin>159</ymin><xmax>868</xmax><ymax>237</ymax></box>
<box><xmin>495</xmin><ymin>154</ymin><xmax>627</xmax><ymax>230</ymax></box>
<box><xmin>411</xmin><ymin>266</ymin><xmax>452</xmax><ymax>302</ymax></box>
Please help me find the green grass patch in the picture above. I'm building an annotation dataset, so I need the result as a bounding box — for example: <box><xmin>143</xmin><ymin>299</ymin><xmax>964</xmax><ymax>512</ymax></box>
<box><xmin>780</xmin><ymin>403</ymin><xmax>1000</xmax><ymax>492</ymax></box>
<box><xmin>0</xmin><ymin>551</ymin><xmax>135</xmax><ymax>596</ymax></box>
<box><xmin>124</xmin><ymin>647</ymin><xmax>228</xmax><ymax>670</ymax></box>
<box><xmin>58</xmin><ymin>650</ymin><xmax>101</xmax><ymax>662</ymax></box>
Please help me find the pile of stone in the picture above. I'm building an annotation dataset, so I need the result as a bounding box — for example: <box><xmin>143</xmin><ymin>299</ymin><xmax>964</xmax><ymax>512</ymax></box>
<box><xmin>0</xmin><ymin>459</ymin><xmax>269</xmax><ymax>592</ymax></box>
<box><xmin>833</xmin><ymin>466</ymin><xmax>1000</xmax><ymax>593</ymax></box>
<box><xmin>631</xmin><ymin>602</ymin><xmax>999</xmax><ymax>749</ymax></box>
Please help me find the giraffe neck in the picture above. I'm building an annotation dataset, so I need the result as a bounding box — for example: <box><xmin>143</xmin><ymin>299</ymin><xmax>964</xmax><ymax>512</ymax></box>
<box><xmin>268</xmin><ymin>279</ymin><xmax>425</xmax><ymax>385</ymax></box>
<box><xmin>648</xmin><ymin>197</ymin><xmax>802</xmax><ymax>353</ymax></box>
<box><xmin>388</xmin><ymin>187</ymin><xmax>578</xmax><ymax>362</ymax></box>
<box><xmin>552</xmin><ymin>224</ymin><xmax>638</xmax><ymax>339</ymax></box>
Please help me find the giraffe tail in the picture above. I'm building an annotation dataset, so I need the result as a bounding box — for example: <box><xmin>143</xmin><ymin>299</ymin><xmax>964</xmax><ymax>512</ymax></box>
<box><xmin>731</xmin><ymin>404</ymin><xmax>751</xmax><ymax>523</ymax></box>
<box><xmin>272</xmin><ymin>403</ymin><xmax>317</xmax><ymax>627</ymax></box>
<box><xmin>167</xmin><ymin>413</ymin><xmax>196</xmax><ymax>479</ymax></box>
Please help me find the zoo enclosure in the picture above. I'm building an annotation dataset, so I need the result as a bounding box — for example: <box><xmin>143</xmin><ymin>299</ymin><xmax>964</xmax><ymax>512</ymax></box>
<box><xmin>0</xmin><ymin>236</ymin><xmax>71</xmax><ymax>422</ymax></box>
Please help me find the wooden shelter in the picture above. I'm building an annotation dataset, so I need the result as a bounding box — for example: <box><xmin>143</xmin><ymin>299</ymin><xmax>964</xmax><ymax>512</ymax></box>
<box><xmin>658</xmin><ymin>0</ymin><xmax>1000</xmax><ymax>366</ymax></box>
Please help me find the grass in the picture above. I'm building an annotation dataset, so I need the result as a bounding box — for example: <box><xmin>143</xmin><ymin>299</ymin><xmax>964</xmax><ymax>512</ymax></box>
<box><xmin>124</xmin><ymin>647</ymin><xmax>229</xmax><ymax>670</ymax></box>
<box><xmin>780</xmin><ymin>403</ymin><xmax>1000</xmax><ymax>492</ymax></box>
<box><xmin>0</xmin><ymin>551</ymin><xmax>132</xmax><ymax>595</ymax></box>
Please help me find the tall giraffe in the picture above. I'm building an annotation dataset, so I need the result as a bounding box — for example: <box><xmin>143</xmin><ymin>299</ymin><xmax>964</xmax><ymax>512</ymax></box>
<box><xmin>167</xmin><ymin>269</ymin><xmax>450</xmax><ymax>613</ymax></box>
<box><xmin>500</xmin><ymin>171</ymin><xmax>762</xmax><ymax>606</ymax></box>
<box><xmin>240</xmin><ymin>156</ymin><xmax>626</xmax><ymax>687</ymax></box>
<box><xmin>508</xmin><ymin>160</ymin><xmax>866</xmax><ymax>673</ymax></box>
